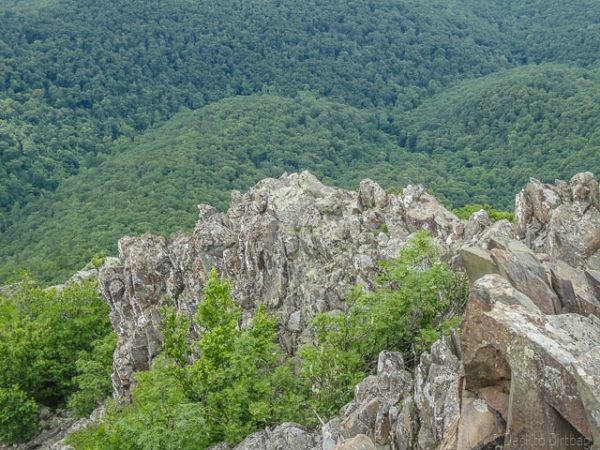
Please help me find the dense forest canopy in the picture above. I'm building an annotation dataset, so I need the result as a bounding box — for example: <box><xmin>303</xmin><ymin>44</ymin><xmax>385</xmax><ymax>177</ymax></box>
<box><xmin>396</xmin><ymin>64</ymin><xmax>600</xmax><ymax>207</ymax></box>
<box><xmin>0</xmin><ymin>0</ymin><xmax>599</xmax><ymax>282</ymax></box>
<box><xmin>0</xmin><ymin>94</ymin><xmax>425</xmax><ymax>282</ymax></box>
<box><xmin>0</xmin><ymin>0</ymin><xmax>515</xmax><ymax>217</ymax></box>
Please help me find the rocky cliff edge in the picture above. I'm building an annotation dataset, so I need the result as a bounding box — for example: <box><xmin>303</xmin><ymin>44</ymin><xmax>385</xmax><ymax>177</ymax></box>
<box><xmin>97</xmin><ymin>171</ymin><xmax>599</xmax><ymax>450</ymax></box>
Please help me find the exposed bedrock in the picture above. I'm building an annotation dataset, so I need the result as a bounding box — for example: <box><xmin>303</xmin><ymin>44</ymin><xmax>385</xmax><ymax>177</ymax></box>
<box><xmin>100</xmin><ymin>171</ymin><xmax>483</xmax><ymax>400</ymax></box>
<box><xmin>97</xmin><ymin>172</ymin><xmax>599</xmax><ymax>450</ymax></box>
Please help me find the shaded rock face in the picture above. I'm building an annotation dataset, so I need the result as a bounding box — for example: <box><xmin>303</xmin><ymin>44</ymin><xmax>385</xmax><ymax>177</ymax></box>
<box><xmin>100</xmin><ymin>171</ymin><xmax>472</xmax><ymax>400</ymax></box>
<box><xmin>460</xmin><ymin>274</ymin><xmax>599</xmax><ymax>450</ymax></box>
<box><xmin>515</xmin><ymin>172</ymin><xmax>600</xmax><ymax>270</ymax></box>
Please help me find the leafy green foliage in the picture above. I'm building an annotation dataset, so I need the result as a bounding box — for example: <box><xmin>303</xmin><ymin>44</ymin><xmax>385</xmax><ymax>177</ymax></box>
<box><xmin>68</xmin><ymin>360</ymin><xmax>207</xmax><ymax>450</ymax></box>
<box><xmin>0</xmin><ymin>278</ymin><xmax>115</xmax><ymax>443</ymax></box>
<box><xmin>396</xmin><ymin>64</ymin><xmax>600</xmax><ymax>209</ymax></box>
<box><xmin>453</xmin><ymin>204</ymin><xmax>514</xmax><ymax>222</ymax></box>
<box><xmin>68</xmin><ymin>332</ymin><xmax>117</xmax><ymax>418</ymax></box>
<box><xmin>0</xmin><ymin>385</ymin><xmax>39</xmax><ymax>444</ymax></box>
<box><xmin>4</xmin><ymin>62</ymin><xmax>600</xmax><ymax>283</ymax></box>
<box><xmin>69</xmin><ymin>269</ymin><xmax>309</xmax><ymax>449</ymax></box>
<box><xmin>300</xmin><ymin>231</ymin><xmax>467</xmax><ymax>418</ymax></box>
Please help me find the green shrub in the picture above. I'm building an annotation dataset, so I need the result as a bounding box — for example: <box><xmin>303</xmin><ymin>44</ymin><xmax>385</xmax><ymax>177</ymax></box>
<box><xmin>0</xmin><ymin>277</ymin><xmax>114</xmax><ymax>443</ymax></box>
<box><xmin>0</xmin><ymin>385</ymin><xmax>39</xmax><ymax>444</ymax></box>
<box><xmin>453</xmin><ymin>204</ymin><xmax>514</xmax><ymax>222</ymax></box>
<box><xmin>68</xmin><ymin>332</ymin><xmax>117</xmax><ymax>418</ymax></box>
<box><xmin>70</xmin><ymin>269</ymin><xmax>309</xmax><ymax>449</ymax></box>
<box><xmin>89</xmin><ymin>254</ymin><xmax>107</xmax><ymax>268</ymax></box>
<box><xmin>300</xmin><ymin>230</ymin><xmax>467</xmax><ymax>419</ymax></box>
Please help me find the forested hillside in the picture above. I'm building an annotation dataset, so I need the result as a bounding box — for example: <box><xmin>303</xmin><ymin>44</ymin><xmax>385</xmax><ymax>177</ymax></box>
<box><xmin>0</xmin><ymin>0</ymin><xmax>514</xmax><ymax>218</ymax></box>
<box><xmin>396</xmin><ymin>64</ymin><xmax>600</xmax><ymax>208</ymax></box>
<box><xmin>1</xmin><ymin>0</ymin><xmax>600</xmax><ymax>282</ymax></box>
<box><xmin>0</xmin><ymin>94</ymin><xmax>423</xmax><ymax>282</ymax></box>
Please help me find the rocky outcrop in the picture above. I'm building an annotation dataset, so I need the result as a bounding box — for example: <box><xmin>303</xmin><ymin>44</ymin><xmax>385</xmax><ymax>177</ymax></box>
<box><xmin>214</xmin><ymin>345</ymin><xmax>461</xmax><ymax>450</ymax></box>
<box><xmin>457</xmin><ymin>171</ymin><xmax>600</xmax><ymax>450</ymax></box>
<box><xmin>94</xmin><ymin>171</ymin><xmax>599</xmax><ymax>450</ymax></box>
<box><xmin>460</xmin><ymin>272</ymin><xmax>599</xmax><ymax>449</ymax></box>
<box><xmin>515</xmin><ymin>172</ymin><xmax>600</xmax><ymax>270</ymax></box>
<box><xmin>99</xmin><ymin>171</ymin><xmax>477</xmax><ymax>400</ymax></box>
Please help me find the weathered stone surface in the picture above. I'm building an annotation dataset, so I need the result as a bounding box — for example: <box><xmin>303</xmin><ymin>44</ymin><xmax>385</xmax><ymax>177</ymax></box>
<box><xmin>393</xmin><ymin>397</ymin><xmax>419</xmax><ymax>450</ymax></box>
<box><xmin>333</xmin><ymin>434</ymin><xmax>376</xmax><ymax>450</ymax></box>
<box><xmin>548</xmin><ymin>260</ymin><xmax>600</xmax><ymax>316</ymax></box>
<box><xmin>456</xmin><ymin>393</ymin><xmax>505</xmax><ymax>450</ymax></box>
<box><xmin>515</xmin><ymin>172</ymin><xmax>600</xmax><ymax>270</ymax></box>
<box><xmin>587</xmin><ymin>269</ymin><xmax>600</xmax><ymax>299</ymax></box>
<box><xmin>228</xmin><ymin>423</ymin><xmax>321</xmax><ymax>450</ymax></box>
<box><xmin>463</xmin><ymin>239</ymin><xmax>569</xmax><ymax>315</ymax></box>
<box><xmin>572</xmin><ymin>346</ymin><xmax>600</xmax><ymax>447</ymax></box>
<box><xmin>489</xmin><ymin>243</ymin><xmax>560</xmax><ymax>314</ymax></box>
<box><xmin>99</xmin><ymin>234</ymin><xmax>176</xmax><ymax>400</ymax></box>
<box><xmin>320</xmin><ymin>343</ymin><xmax>462</xmax><ymax>450</ymax></box>
<box><xmin>461</xmin><ymin>278</ymin><xmax>600</xmax><ymax>449</ymax></box>
<box><xmin>413</xmin><ymin>338</ymin><xmax>461</xmax><ymax>450</ymax></box>
<box><xmin>461</xmin><ymin>246</ymin><xmax>499</xmax><ymax>284</ymax></box>
<box><xmin>338</xmin><ymin>398</ymin><xmax>381</xmax><ymax>440</ymax></box>
<box><xmin>99</xmin><ymin>171</ymin><xmax>466</xmax><ymax>400</ymax></box>
<box><xmin>461</xmin><ymin>209</ymin><xmax>492</xmax><ymax>243</ymax></box>
<box><xmin>471</xmin><ymin>273</ymin><xmax>533</xmax><ymax>311</ymax></box>
<box><xmin>326</xmin><ymin>351</ymin><xmax>413</xmax><ymax>447</ymax></box>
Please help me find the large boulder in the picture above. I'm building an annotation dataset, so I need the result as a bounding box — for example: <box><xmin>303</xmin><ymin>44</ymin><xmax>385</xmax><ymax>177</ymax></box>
<box><xmin>460</xmin><ymin>275</ymin><xmax>600</xmax><ymax>450</ymax></box>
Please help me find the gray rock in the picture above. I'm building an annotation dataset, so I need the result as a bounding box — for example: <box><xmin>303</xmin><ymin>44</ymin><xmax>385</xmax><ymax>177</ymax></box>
<box><xmin>461</xmin><ymin>246</ymin><xmax>499</xmax><ymax>283</ymax></box>
<box><xmin>413</xmin><ymin>338</ymin><xmax>461</xmax><ymax>450</ymax></box>
<box><xmin>515</xmin><ymin>172</ymin><xmax>600</xmax><ymax>270</ymax></box>
<box><xmin>231</xmin><ymin>423</ymin><xmax>321</xmax><ymax>450</ymax></box>
<box><xmin>333</xmin><ymin>434</ymin><xmax>376</xmax><ymax>450</ymax></box>
<box><xmin>98</xmin><ymin>171</ymin><xmax>467</xmax><ymax>400</ymax></box>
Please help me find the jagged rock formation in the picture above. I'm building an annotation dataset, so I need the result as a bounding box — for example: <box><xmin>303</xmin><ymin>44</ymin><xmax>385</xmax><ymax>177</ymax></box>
<box><xmin>218</xmin><ymin>343</ymin><xmax>461</xmax><ymax>450</ymax></box>
<box><xmin>95</xmin><ymin>171</ymin><xmax>599</xmax><ymax>450</ymax></box>
<box><xmin>515</xmin><ymin>171</ymin><xmax>600</xmax><ymax>270</ymax></box>
<box><xmin>99</xmin><ymin>171</ymin><xmax>484</xmax><ymax>400</ymax></box>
